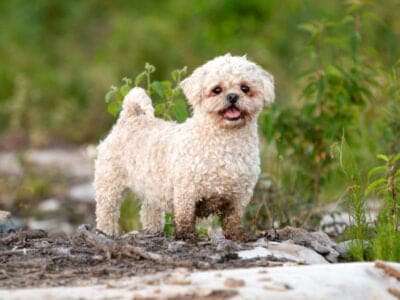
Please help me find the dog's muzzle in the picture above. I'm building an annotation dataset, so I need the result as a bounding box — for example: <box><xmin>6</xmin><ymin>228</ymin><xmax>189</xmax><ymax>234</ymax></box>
<box><xmin>221</xmin><ymin>105</ymin><xmax>242</xmax><ymax>121</ymax></box>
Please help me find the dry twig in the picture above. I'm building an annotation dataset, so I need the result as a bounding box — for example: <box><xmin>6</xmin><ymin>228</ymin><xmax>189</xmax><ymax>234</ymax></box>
<box><xmin>77</xmin><ymin>225</ymin><xmax>196</xmax><ymax>268</ymax></box>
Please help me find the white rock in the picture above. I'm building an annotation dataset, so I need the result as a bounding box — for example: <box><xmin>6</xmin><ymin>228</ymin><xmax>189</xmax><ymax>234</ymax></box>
<box><xmin>25</xmin><ymin>148</ymin><xmax>94</xmax><ymax>179</ymax></box>
<box><xmin>238</xmin><ymin>243</ymin><xmax>328</xmax><ymax>265</ymax></box>
<box><xmin>320</xmin><ymin>201</ymin><xmax>380</xmax><ymax>236</ymax></box>
<box><xmin>0</xmin><ymin>210</ymin><xmax>11</xmax><ymax>222</ymax></box>
<box><xmin>0</xmin><ymin>152</ymin><xmax>22</xmax><ymax>176</ymax></box>
<box><xmin>38</xmin><ymin>198</ymin><xmax>61</xmax><ymax>212</ymax></box>
<box><xmin>67</xmin><ymin>182</ymin><xmax>95</xmax><ymax>202</ymax></box>
<box><xmin>27</xmin><ymin>218</ymin><xmax>73</xmax><ymax>234</ymax></box>
<box><xmin>1</xmin><ymin>263</ymin><xmax>399</xmax><ymax>300</ymax></box>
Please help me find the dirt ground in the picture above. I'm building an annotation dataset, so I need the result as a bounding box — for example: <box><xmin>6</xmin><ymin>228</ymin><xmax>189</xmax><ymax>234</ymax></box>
<box><xmin>0</xmin><ymin>226</ymin><xmax>291</xmax><ymax>288</ymax></box>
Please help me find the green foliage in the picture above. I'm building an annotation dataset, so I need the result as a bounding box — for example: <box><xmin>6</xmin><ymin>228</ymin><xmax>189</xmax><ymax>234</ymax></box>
<box><xmin>262</xmin><ymin>3</ymin><xmax>380</xmax><ymax>204</ymax></box>
<box><xmin>163</xmin><ymin>212</ymin><xmax>174</xmax><ymax>237</ymax></box>
<box><xmin>336</xmin><ymin>137</ymin><xmax>369</xmax><ymax>260</ymax></box>
<box><xmin>105</xmin><ymin>64</ymin><xmax>189</xmax><ymax>121</ymax></box>
<box><xmin>367</xmin><ymin>153</ymin><xmax>400</xmax><ymax>261</ymax></box>
<box><xmin>341</xmin><ymin>149</ymin><xmax>400</xmax><ymax>261</ymax></box>
<box><xmin>1</xmin><ymin>1</ymin><xmax>399</xmax><ymax>146</ymax></box>
<box><xmin>119</xmin><ymin>192</ymin><xmax>141</xmax><ymax>233</ymax></box>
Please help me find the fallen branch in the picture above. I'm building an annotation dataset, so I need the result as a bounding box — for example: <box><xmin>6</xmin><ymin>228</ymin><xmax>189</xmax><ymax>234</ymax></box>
<box><xmin>0</xmin><ymin>229</ymin><xmax>47</xmax><ymax>245</ymax></box>
<box><xmin>77</xmin><ymin>225</ymin><xmax>197</xmax><ymax>268</ymax></box>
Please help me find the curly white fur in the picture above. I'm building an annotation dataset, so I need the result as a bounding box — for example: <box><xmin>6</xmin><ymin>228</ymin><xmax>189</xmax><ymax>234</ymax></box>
<box><xmin>95</xmin><ymin>54</ymin><xmax>274</xmax><ymax>240</ymax></box>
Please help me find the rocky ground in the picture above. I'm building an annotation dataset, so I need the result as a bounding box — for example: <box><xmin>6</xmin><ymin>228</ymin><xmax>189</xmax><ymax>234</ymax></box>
<box><xmin>0</xmin><ymin>147</ymin><xmax>397</xmax><ymax>299</ymax></box>
<box><xmin>0</xmin><ymin>222</ymin><xmax>344</xmax><ymax>287</ymax></box>
<box><xmin>0</xmin><ymin>227</ymin><xmax>399</xmax><ymax>299</ymax></box>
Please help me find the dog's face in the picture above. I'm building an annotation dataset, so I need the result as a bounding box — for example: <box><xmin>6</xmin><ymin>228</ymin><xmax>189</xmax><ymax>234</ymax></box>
<box><xmin>180</xmin><ymin>54</ymin><xmax>275</xmax><ymax>129</ymax></box>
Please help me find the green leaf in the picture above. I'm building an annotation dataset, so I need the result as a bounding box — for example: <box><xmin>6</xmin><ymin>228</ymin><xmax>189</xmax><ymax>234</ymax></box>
<box><xmin>151</xmin><ymin>81</ymin><xmax>172</xmax><ymax>99</ymax></box>
<box><xmin>151</xmin><ymin>81</ymin><xmax>166</xmax><ymax>98</ymax></box>
<box><xmin>154</xmin><ymin>103</ymin><xmax>165</xmax><ymax>116</ymax></box>
<box><xmin>197</xmin><ymin>226</ymin><xmax>208</xmax><ymax>237</ymax></box>
<box><xmin>367</xmin><ymin>166</ymin><xmax>387</xmax><ymax>181</ymax></box>
<box><xmin>365</xmin><ymin>178</ymin><xmax>386</xmax><ymax>196</ymax></box>
<box><xmin>392</xmin><ymin>153</ymin><xmax>400</xmax><ymax>164</ymax></box>
<box><xmin>298</xmin><ymin>22</ymin><xmax>318</xmax><ymax>35</ymax></box>
<box><xmin>170</xmin><ymin>98</ymin><xmax>189</xmax><ymax>122</ymax></box>
<box><xmin>171</xmin><ymin>69</ymin><xmax>179</xmax><ymax>82</ymax></box>
<box><xmin>105</xmin><ymin>90</ymin><xmax>116</xmax><ymax>104</ymax></box>
<box><xmin>134</xmin><ymin>71</ymin><xmax>146</xmax><ymax>86</ymax></box>
<box><xmin>377</xmin><ymin>154</ymin><xmax>389</xmax><ymax>162</ymax></box>
<box><xmin>120</xmin><ymin>84</ymin><xmax>131</xmax><ymax>97</ymax></box>
<box><xmin>122</xmin><ymin>77</ymin><xmax>132</xmax><ymax>86</ymax></box>
<box><xmin>107</xmin><ymin>102</ymin><xmax>122</xmax><ymax>117</ymax></box>
<box><xmin>145</xmin><ymin>63</ymin><xmax>156</xmax><ymax>73</ymax></box>
<box><xmin>163</xmin><ymin>212</ymin><xmax>174</xmax><ymax>237</ymax></box>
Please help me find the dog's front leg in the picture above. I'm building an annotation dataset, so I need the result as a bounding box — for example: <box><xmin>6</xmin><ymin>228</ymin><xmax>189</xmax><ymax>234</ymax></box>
<box><xmin>173</xmin><ymin>188</ymin><xmax>198</xmax><ymax>240</ymax></box>
<box><xmin>221</xmin><ymin>200</ymin><xmax>254</xmax><ymax>242</ymax></box>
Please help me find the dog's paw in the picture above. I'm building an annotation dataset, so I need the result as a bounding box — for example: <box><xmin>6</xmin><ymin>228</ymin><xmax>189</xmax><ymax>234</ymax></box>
<box><xmin>224</xmin><ymin>227</ymin><xmax>256</xmax><ymax>243</ymax></box>
<box><xmin>174</xmin><ymin>229</ymin><xmax>199</xmax><ymax>241</ymax></box>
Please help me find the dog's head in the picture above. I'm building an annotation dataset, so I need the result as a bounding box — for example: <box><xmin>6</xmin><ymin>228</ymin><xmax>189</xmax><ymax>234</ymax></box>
<box><xmin>180</xmin><ymin>54</ymin><xmax>274</xmax><ymax>128</ymax></box>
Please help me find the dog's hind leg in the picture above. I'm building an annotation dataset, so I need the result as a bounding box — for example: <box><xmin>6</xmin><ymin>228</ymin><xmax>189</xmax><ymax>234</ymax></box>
<box><xmin>95</xmin><ymin>165</ymin><xmax>125</xmax><ymax>236</ymax></box>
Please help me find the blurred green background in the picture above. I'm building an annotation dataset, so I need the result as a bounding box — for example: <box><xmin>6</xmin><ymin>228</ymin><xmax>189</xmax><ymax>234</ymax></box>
<box><xmin>0</xmin><ymin>1</ymin><xmax>399</xmax><ymax>260</ymax></box>
<box><xmin>1</xmin><ymin>0</ymin><xmax>397</xmax><ymax>147</ymax></box>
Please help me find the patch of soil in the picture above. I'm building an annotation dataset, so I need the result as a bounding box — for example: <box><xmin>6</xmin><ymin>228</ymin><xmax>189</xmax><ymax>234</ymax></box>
<box><xmin>0</xmin><ymin>227</ymin><xmax>289</xmax><ymax>288</ymax></box>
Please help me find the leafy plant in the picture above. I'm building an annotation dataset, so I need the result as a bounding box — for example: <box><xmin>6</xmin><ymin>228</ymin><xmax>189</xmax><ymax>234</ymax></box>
<box><xmin>163</xmin><ymin>212</ymin><xmax>175</xmax><ymax>237</ymax></box>
<box><xmin>366</xmin><ymin>153</ymin><xmax>400</xmax><ymax>261</ymax></box>
<box><xmin>119</xmin><ymin>192</ymin><xmax>141</xmax><ymax>233</ymax></box>
<box><xmin>261</xmin><ymin>2</ymin><xmax>380</xmax><ymax>208</ymax></box>
<box><xmin>340</xmin><ymin>149</ymin><xmax>400</xmax><ymax>262</ymax></box>
<box><xmin>336</xmin><ymin>136</ymin><xmax>369</xmax><ymax>260</ymax></box>
<box><xmin>104</xmin><ymin>63</ymin><xmax>189</xmax><ymax>122</ymax></box>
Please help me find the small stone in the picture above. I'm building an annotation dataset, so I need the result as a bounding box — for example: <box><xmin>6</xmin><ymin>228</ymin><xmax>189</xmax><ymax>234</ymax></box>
<box><xmin>325</xmin><ymin>250</ymin><xmax>340</xmax><ymax>263</ymax></box>
<box><xmin>166</xmin><ymin>273</ymin><xmax>191</xmax><ymax>285</ymax></box>
<box><xmin>310</xmin><ymin>240</ymin><xmax>330</xmax><ymax>254</ymax></box>
<box><xmin>0</xmin><ymin>216</ymin><xmax>25</xmax><ymax>232</ymax></box>
<box><xmin>0</xmin><ymin>152</ymin><xmax>22</xmax><ymax>176</ymax></box>
<box><xmin>224</xmin><ymin>278</ymin><xmax>246</xmax><ymax>288</ymax></box>
<box><xmin>0</xmin><ymin>210</ymin><xmax>11</xmax><ymax>223</ymax></box>
<box><xmin>216</xmin><ymin>239</ymin><xmax>240</xmax><ymax>252</ymax></box>
<box><xmin>258</xmin><ymin>277</ymin><xmax>272</xmax><ymax>282</ymax></box>
<box><xmin>68</xmin><ymin>182</ymin><xmax>95</xmax><ymax>202</ymax></box>
<box><xmin>38</xmin><ymin>198</ymin><xmax>61</xmax><ymax>212</ymax></box>
<box><xmin>210</xmin><ymin>254</ymin><xmax>223</xmax><ymax>263</ymax></box>
<box><xmin>263</xmin><ymin>282</ymin><xmax>291</xmax><ymax>292</ymax></box>
<box><xmin>168</xmin><ymin>241</ymin><xmax>186</xmax><ymax>252</ymax></box>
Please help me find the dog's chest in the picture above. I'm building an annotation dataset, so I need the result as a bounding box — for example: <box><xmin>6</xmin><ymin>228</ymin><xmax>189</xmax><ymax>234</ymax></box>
<box><xmin>191</xmin><ymin>140</ymin><xmax>260</xmax><ymax>196</ymax></box>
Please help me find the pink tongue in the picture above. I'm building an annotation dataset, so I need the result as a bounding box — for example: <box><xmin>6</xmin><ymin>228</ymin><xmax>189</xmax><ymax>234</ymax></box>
<box><xmin>224</xmin><ymin>107</ymin><xmax>241</xmax><ymax>119</ymax></box>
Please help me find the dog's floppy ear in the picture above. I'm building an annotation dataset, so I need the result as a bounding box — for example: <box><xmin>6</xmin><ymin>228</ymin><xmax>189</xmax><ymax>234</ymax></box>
<box><xmin>260</xmin><ymin>70</ymin><xmax>275</xmax><ymax>106</ymax></box>
<box><xmin>180</xmin><ymin>66</ymin><xmax>204</xmax><ymax>107</ymax></box>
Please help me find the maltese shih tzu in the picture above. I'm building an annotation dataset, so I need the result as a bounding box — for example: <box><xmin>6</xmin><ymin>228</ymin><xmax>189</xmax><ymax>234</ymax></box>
<box><xmin>95</xmin><ymin>54</ymin><xmax>274</xmax><ymax>240</ymax></box>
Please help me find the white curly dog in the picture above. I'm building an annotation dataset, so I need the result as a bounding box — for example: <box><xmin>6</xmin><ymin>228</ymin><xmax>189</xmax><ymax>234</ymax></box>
<box><xmin>95</xmin><ymin>54</ymin><xmax>275</xmax><ymax>240</ymax></box>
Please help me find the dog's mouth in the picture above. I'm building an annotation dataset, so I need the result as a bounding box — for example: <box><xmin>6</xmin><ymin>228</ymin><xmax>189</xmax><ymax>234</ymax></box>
<box><xmin>220</xmin><ymin>106</ymin><xmax>242</xmax><ymax>121</ymax></box>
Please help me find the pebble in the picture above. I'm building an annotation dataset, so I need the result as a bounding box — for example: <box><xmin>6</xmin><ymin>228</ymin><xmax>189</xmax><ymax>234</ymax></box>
<box><xmin>68</xmin><ymin>183</ymin><xmax>95</xmax><ymax>202</ymax></box>
<box><xmin>38</xmin><ymin>198</ymin><xmax>61</xmax><ymax>212</ymax></box>
<box><xmin>224</xmin><ymin>278</ymin><xmax>246</xmax><ymax>288</ymax></box>
<box><xmin>168</xmin><ymin>241</ymin><xmax>186</xmax><ymax>252</ymax></box>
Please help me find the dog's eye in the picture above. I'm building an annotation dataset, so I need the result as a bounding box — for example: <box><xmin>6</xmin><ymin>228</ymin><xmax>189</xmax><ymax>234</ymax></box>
<box><xmin>240</xmin><ymin>84</ymin><xmax>250</xmax><ymax>94</ymax></box>
<box><xmin>212</xmin><ymin>86</ymin><xmax>222</xmax><ymax>95</ymax></box>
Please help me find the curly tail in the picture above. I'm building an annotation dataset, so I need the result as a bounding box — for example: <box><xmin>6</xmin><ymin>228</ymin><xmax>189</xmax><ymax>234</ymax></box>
<box><xmin>121</xmin><ymin>87</ymin><xmax>154</xmax><ymax>118</ymax></box>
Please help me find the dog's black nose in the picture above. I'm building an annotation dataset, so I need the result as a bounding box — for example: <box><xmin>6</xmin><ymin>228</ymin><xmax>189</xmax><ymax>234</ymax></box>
<box><xmin>227</xmin><ymin>93</ymin><xmax>239</xmax><ymax>104</ymax></box>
